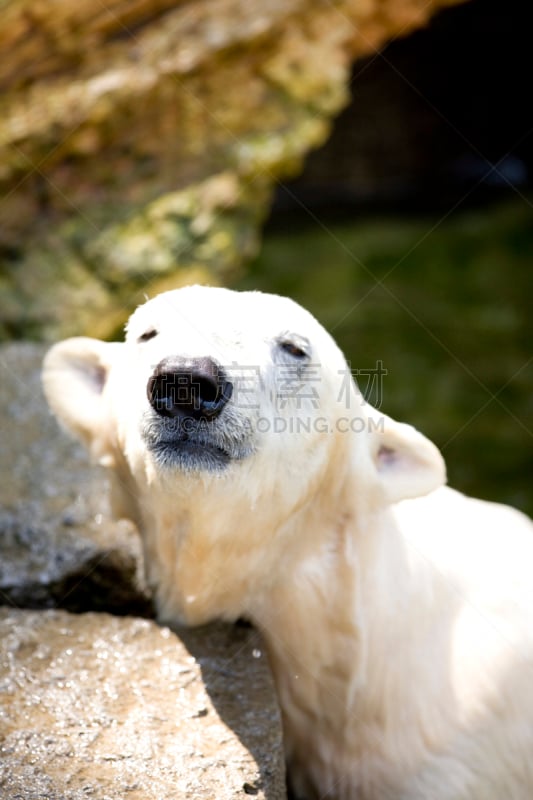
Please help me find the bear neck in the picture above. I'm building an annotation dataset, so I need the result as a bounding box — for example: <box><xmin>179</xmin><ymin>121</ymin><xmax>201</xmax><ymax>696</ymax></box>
<box><xmin>136</xmin><ymin>428</ymin><xmax>376</xmax><ymax>627</ymax></box>
<box><xmin>137</xmin><ymin>432</ymin><xmax>395</xmax><ymax>667</ymax></box>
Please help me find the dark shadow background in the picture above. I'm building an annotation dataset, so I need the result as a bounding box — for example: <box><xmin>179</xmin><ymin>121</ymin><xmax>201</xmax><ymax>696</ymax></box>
<box><xmin>272</xmin><ymin>0</ymin><xmax>532</xmax><ymax>215</ymax></box>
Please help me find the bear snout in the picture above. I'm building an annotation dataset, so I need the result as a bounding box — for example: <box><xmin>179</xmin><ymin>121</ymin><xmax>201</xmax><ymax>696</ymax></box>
<box><xmin>147</xmin><ymin>356</ymin><xmax>233</xmax><ymax>422</ymax></box>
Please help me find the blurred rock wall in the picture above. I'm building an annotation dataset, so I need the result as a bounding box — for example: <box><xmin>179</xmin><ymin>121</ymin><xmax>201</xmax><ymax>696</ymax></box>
<box><xmin>1</xmin><ymin>0</ymin><xmax>462</xmax><ymax>340</ymax></box>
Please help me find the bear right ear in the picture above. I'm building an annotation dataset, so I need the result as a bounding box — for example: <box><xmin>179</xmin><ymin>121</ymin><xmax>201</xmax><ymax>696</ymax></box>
<box><xmin>42</xmin><ymin>337</ymin><xmax>121</xmax><ymax>457</ymax></box>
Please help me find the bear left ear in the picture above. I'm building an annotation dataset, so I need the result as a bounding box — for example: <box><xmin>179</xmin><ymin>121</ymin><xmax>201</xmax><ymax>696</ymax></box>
<box><xmin>367</xmin><ymin>409</ymin><xmax>446</xmax><ymax>503</ymax></box>
<box><xmin>42</xmin><ymin>337</ymin><xmax>122</xmax><ymax>461</ymax></box>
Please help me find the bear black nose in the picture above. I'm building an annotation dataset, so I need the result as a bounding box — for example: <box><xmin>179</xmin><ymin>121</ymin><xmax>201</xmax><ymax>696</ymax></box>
<box><xmin>148</xmin><ymin>356</ymin><xmax>233</xmax><ymax>421</ymax></box>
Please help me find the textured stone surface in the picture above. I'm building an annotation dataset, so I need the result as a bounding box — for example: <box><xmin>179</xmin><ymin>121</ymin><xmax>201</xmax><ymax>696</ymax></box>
<box><xmin>0</xmin><ymin>342</ymin><xmax>152</xmax><ymax>615</ymax></box>
<box><xmin>0</xmin><ymin>0</ymin><xmax>464</xmax><ymax>340</ymax></box>
<box><xmin>0</xmin><ymin>609</ymin><xmax>285</xmax><ymax>799</ymax></box>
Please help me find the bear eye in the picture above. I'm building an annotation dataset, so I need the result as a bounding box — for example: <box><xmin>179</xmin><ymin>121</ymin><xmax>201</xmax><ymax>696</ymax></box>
<box><xmin>277</xmin><ymin>335</ymin><xmax>310</xmax><ymax>359</ymax></box>
<box><xmin>138</xmin><ymin>329</ymin><xmax>158</xmax><ymax>343</ymax></box>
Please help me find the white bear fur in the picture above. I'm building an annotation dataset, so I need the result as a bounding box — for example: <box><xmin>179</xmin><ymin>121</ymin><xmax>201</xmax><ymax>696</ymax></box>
<box><xmin>42</xmin><ymin>285</ymin><xmax>533</xmax><ymax>800</ymax></box>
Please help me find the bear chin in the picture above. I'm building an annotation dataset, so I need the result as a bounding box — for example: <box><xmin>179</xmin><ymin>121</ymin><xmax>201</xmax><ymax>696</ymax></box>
<box><xmin>141</xmin><ymin>410</ymin><xmax>254</xmax><ymax>473</ymax></box>
<box><xmin>147</xmin><ymin>438</ymin><xmax>233</xmax><ymax>472</ymax></box>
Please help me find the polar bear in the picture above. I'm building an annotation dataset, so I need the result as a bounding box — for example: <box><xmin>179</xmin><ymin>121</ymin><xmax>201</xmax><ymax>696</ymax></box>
<box><xmin>42</xmin><ymin>285</ymin><xmax>533</xmax><ymax>800</ymax></box>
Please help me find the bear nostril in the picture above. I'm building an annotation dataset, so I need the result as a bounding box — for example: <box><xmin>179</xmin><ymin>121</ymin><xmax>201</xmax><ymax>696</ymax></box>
<box><xmin>196</xmin><ymin>375</ymin><xmax>218</xmax><ymax>405</ymax></box>
<box><xmin>147</xmin><ymin>357</ymin><xmax>233</xmax><ymax>421</ymax></box>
